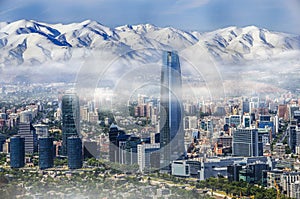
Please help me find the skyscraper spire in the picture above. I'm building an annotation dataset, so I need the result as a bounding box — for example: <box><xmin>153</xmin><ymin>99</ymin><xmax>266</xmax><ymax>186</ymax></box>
<box><xmin>160</xmin><ymin>51</ymin><xmax>185</xmax><ymax>171</ymax></box>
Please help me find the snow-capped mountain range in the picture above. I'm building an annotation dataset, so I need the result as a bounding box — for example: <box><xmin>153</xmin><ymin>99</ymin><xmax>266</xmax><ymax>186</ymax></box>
<box><xmin>1</xmin><ymin>19</ymin><xmax>300</xmax><ymax>67</ymax></box>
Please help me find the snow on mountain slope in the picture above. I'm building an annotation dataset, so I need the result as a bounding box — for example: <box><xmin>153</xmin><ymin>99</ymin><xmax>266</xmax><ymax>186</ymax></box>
<box><xmin>143</xmin><ymin>27</ymin><xmax>199</xmax><ymax>50</ymax></box>
<box><xmin>115</xmin><ymin>26</ymin><xmax>166</xmax><ymax>50</ymax></box>
<box><xmin>0</xmin><ymin>19</ymin><xmax>300</xmax><ymax>68</ymax></box>
<box><xmin>195</xmin><ymin>26</ymin><xmax>300</xmax><ymax>63</ymax></box>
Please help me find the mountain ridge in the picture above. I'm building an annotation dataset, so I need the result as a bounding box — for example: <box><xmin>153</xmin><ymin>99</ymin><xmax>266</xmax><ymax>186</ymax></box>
<box><xmin>0</xmin><ymin>19</ymin><xmax>300</xmax><ymax>67</ymax></box>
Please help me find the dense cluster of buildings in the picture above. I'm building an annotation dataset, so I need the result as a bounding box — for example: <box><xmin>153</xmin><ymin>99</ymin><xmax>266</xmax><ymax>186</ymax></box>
<box><xmin>168</xmin><ymin>95</ymin><xmax>300</xmax><ymax>198</ymax></box>
<box><xmin>0</xmin><ymin>91</ymin><xmax>83</xmax><ymax>170</ymax></box>
<box><xmin>2</xmin><ymin>51</ymin><xmax>300</xmax><ymax>198</ymax></box>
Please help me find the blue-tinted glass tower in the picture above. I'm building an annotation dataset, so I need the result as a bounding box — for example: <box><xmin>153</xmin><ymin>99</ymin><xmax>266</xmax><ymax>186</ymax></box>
<box><xmin>289</xmin><ymin>124</ymin><xmax>298</xmax><ymax>153</ymax></box>
<box><xmin>160</xmin><ymin>51</ymin><xmax>184</xmax><ymax>171</ymax></box>
<box><xmin>10</xmin><ymin>135</ymin><xmax>25</xmax><ymax>168</ymax></box>
<box><xmin>0</xmin><ymin>134</ymin><xmax>6</xmax><ymax>152</ymax></box>
<box><xmin>67</xmin><ymin>136</ymin><xmax>82</xmax><ymax>169</ymax></box>
<box><xmin>62</xmin><ymin>93</ymin><xmax>80</xmax><ymax>155</ymax></box>
<box><xmin>39</xmin><ymin>137</ymin><xmax>54</xmax><ymax>170</ymax></box>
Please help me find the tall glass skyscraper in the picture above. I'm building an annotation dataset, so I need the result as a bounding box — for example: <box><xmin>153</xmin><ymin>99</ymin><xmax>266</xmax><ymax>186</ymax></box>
<box><xmin>62</xmin><ymin>93</ymin><xmax>80</xmax><ymax>155</ymax></box>
<box><xmin>10</xmin><ymin>135</ymin><xmax>25</xmax><ymax>168</ymax></box>
<box><xmin>160</xmin><ymin>51</ymin><xmax>184</xmax><ymax>171</ymax></box>
<box><xmin>39</xmin><ymin>137</ymin><xmax>54</xmax><ymax>170</ymax></box>
<box><xmin>67</xmin><ymin>136</ymin><xmax>82</xmax><ymax>169</ymax></box>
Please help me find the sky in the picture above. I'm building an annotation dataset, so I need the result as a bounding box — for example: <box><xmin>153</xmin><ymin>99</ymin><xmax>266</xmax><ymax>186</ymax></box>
<box><xmin>0</xmin><ymin>0</ymin><xmax>300</xmax><ymax>34</ymax></box>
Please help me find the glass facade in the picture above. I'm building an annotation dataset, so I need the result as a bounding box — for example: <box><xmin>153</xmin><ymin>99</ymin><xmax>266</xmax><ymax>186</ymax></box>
<box><xmin>18</xmin><ymin>122</ymin><xmax>37</xmax><ymax>154</ymax></box>
<box><xmin>62</xmin><ymin>93</ymin><xmax>80</xmax><ymax>155</ymax></box>
<box><xmin>39</xmin><ymin>137</ymin><xmax>54</xmax><ymax>170</ymax></box>
<box><xmin>233</xmin><ymin>128</ymin><xmax>259</xmax><ymax>157</ymax></box>
<box><xmin>289</xmin><ymin>125</ymin><xmax>298</xmax><ymax>153</ymax></box>
<box><xmin>67</xmin><ymin>136</ymin><xmax>82</xmax><ymax>169</ymax></box>
<box><xmin>160</xmin><ymin>51</ymin><xmax>184</xmax><ymax>171</ymax></box>
<box><xmin>10</xmin><ymin>136</ymin><xmax>25</xmax><ymax>168</ymax></box>
<box><xmin>0</xmin><ymin>134</ymin><xmax>6</xmax><ymax>152</ymax></box>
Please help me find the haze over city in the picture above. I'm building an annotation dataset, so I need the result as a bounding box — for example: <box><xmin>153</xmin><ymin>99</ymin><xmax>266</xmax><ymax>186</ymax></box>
<box><xmin>0</xmin><ymin>1</ymin><xmax>300</xmax><ymax>199</ymax></box>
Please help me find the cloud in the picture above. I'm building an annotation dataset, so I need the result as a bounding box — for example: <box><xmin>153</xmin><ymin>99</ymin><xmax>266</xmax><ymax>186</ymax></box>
<box><xmin>165</xmin><ymin>0</ymin><xmax>210</xmax><ymax>14</ymax></box>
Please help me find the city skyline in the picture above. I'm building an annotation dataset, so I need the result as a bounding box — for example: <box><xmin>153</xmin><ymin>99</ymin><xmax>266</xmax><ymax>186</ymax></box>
<box><xmin>1</xmin><ymin>74</ymin><xmax>300</xmax><ymax>198</ymax></box>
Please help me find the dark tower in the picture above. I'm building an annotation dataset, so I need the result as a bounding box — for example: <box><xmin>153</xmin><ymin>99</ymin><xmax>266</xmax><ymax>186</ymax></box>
<box><xmin>67</xmin><ymin>136</ymin><xmax>82</xmax><ymax>169</ymax></box>
<box><xmin>62</xmin><ymin>93</ymin><xmax>80</xmax><ymax>155</ymax></box>
<box><xmin>108</xmin><ymin>124</ymin><xmax>128</xmax><ymax>163</ymax></box>
<box><xmin>39</xmin><ymin>137</ymin><xmax>54</xmax><ymax>170</ymax></box>
<box><xmin>10</xmin><ymin>135</ymin><xmax>25</xmax><ymax>168</ymax></box>
<box><xmin>160</xmin><ymin>51</ymin><xmax>184</xmax><ymax>171</ymax></box>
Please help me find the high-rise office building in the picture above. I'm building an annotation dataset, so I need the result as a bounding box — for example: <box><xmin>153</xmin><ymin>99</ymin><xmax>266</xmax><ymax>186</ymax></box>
<box><xmin>18</xmin><ymin>122</ymin><xmax>37</xmax><ymax>154</ymax></box>
<box><xmin>288</xmin><ymin>124</ymin><xmax>300</xmax><ymax>153</ymax></box>
<box><xmin>289</xmin><ymin>106</ymin><xmax>299</xmax><ymax>121</ymax></box>
<box><xmin>233</xmin><ymin>128</ymin><xmax>259</xmax><ymax>157</ymax></box>
<box><xmin>107</xmin><ymin>125</ymin><xmax>142</xmax><ymax>165</ymax></box>
<box><xmin>125</xmin><ymin>136</ymin><xmax>142</xmax><ymax>165</ymax></box>
<box><xmin>10</xmin><ymin>135</ymin><xmax>25</xmax><ymax>168</ymax></box>
<box><xmin>258</xmin><ymin>115</ymin><xmax>274</xmax><ymax>136</ymax></box>
<box><xmin>62</xmin><ymin>93</ymin><xmax>80</xmax><ymax>155</ymax></box>
<box><xmin>67</xmin><ymin>136</ymin><xmax>82</xmax><ymax>169</ymax></box>
<box><xmin>294</xmin><ymin>110</ymin><xmax>300</xmax><ymax>125</ymax></box>
<box><xmin>160</xmin><ymin>51</ymin><xmax>184</xmax><ymax>171</ymax></box>
<box><xmin>117</xmin><ymin>133</ymin><xmax>130</xmax><ymax>164</ymax></box>
<box><xmin>39</xmin><ymin>137</ymin><xmax>54</xmax><ymax>170</ymax></box>
<box><xmin>0</xmin><ymin>134</ymin><xmax>6</xmax><ymax>152</ymax></box>
<box><xmin>109</xmin><ymin>124</ymin><xmax>122</xmax><ymax>163</ymax></box>
<box><xmin>242</xmin><ymin>99</ymin><xmax>250</xmax><ymax>114</ymax></box>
